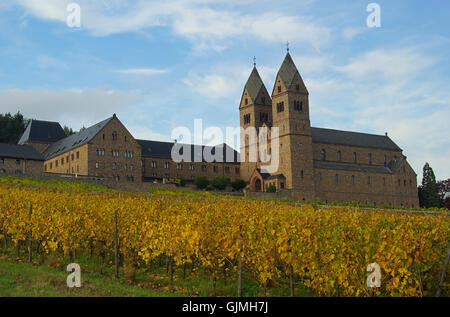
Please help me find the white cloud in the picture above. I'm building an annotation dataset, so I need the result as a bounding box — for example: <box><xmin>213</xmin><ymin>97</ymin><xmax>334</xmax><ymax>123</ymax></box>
<box><xmin>335</xmin><ymin>47</ymin><xmax>435</xmax><ymax>80</ymax></box>
<box><xmin>0</xmin><ymin>88</ymin><xmax>141</xmax><ymax>129</ymax></box>
<box><xmin>342</xmin><ymin>27</ymin><xmax>365</xmax><ymax>40</ymax></box>
<box><xmin>126</xmin><ymin>125</ymin><xmax>172</xmax><ymax>142</ymax></box>
<box><xmin>114</xmin><ymin>68</ymin><xmax>170</xmax><ymax>75</ymax></box>
<box><xmin>9</xmin><ymin>0</ymin><xmax>330</xmax><ymax>51</ymax></box>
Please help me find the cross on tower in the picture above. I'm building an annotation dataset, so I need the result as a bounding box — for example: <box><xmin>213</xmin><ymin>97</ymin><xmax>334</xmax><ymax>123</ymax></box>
<box><xmin>286</xmin><ymin>41</ymin><xmax>290</xmax><ymax>53</ymax></box>
<box><xmin>253</xmin><ymin>56</ymin><xmax>256</xmax><ymax>67</ymax></box>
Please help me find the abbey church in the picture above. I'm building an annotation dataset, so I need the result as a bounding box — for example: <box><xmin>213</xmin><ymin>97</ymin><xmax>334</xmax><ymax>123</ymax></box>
<box><xmin>239</xmin><ymin>51</ymin><xmax>419</xmax><ymax>208</ymax></box>
<box><xmin>1</xmin><ymin>51</ymin><xmax>419</xmax><ymax>207</ymax></box>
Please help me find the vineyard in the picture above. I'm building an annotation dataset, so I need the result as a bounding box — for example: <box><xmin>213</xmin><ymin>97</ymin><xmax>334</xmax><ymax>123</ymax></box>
<box><xmin>0</xmin><ymin>181</ymin><xmax>449</xmax><ymax>297</ymax></box>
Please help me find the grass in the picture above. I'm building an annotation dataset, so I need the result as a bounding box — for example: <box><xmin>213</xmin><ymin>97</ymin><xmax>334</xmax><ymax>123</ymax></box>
<box><xmin>0</xmin><ymin>247</ymin><xmax>314</xmax><ymax>297</ymax></box>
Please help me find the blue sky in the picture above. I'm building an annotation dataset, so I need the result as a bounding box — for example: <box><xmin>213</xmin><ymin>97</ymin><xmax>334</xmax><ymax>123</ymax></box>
<box><xmin>0</xmin><ymin>0</ymin><xmax>449</xmax><ymax>182</ymax></box>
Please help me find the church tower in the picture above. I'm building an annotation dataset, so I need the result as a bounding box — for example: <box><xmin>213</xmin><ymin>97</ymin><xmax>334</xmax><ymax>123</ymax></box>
<box><xmin>271</xmin><ymin>51</ymin><xmax>315</xmax><ymax>200</ymax></box>
<box><xmin>239</xmin><ymin>62</ymin><xmax>272</xmax><ymax>182</ymax></box>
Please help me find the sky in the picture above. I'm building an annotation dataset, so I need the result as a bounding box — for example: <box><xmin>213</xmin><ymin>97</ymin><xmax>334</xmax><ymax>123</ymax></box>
<box><xmin>0</xmin><ymin>0</ymin><xmax>449</xmax><ymax>182</ymax></box>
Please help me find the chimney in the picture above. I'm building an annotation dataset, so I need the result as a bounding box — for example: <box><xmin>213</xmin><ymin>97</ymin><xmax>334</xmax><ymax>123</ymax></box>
<box><xmin>385</xmin><ymin>132</ymin><xmax>388</xmax><ymax>137</ymax></box>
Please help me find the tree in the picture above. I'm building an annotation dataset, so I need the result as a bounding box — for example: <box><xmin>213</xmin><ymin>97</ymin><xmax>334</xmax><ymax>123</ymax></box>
<box><xmin>437</xmin><ymin>178</ymin><xmax>450</xmax><ymax>210</ymax></box>
<box><xmin>419</xmin><ymin>163</ymin><xmax>440</xmax><ymax>208</ymax></box>
<box><xmin>64</xmin><ymin>126</ymin><xmax>75</xmax><ymax>136</ymax></box>
<box><xmin>211</xmin><ymin>176</ymin><xmax>227</xmax><ymax>191</ymax></box>
<box><xmin>195</xmin><ymin>176</ymin><xmax>209</xmax><ymax>190</ymax></box>
<box><xmin>0</xmin><ymin>112</ymin><xmax>26</xmax><ymax>144</ymax></box>
<box><xmin>231</xmin><ymin>179</ymin><xmax>246</xmax><ymax>192</ymax></box>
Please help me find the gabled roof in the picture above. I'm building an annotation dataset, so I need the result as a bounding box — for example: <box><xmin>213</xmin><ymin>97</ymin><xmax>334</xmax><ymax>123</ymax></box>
<box><xmin>277</xmin><ymin>53</ymin><xmax>299</xmax><ymax>89</ymax></box>
<box><xmin>244</xmin><ymin>66</ymin><xmax>265</xmax><ymax>102</ymax></box>
<box><xmin>43</xmin><ymin>116</ymin><xmax>114</xmax><ymax>160</ymax></box>
<box><xmin>0</xmin><ymin>143</ymin><xmax>44</xmax><ymax>161</ymax></box>
<box><xmin>18</xmin><ymin>119</ymin><xmax>66</xmax><ymax>145</ymax></box>
<box><xmin>311</xmin><ymin>127</ymin><xmax>402</xmax><ymax>151</ymax></box>
<box><xmin>137</xmin><ymin>139</ymin><xmax>240</xmax><ymax>163</ymax></box>
<box><xmin>314</xmin><ymin>160</ymin><xmax>392</xmax><ymax>174</ymax></box>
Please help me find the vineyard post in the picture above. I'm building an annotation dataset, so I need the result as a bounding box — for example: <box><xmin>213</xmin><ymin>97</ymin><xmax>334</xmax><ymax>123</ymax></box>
<box><xmin>114</xmin><ymin>210</ymin><xmax>119</xmax><ymax>279</ymax></box>
<box><xmin>28</xmin><ymin>204</ymin><xmax>32</xmax><ymax>263</ymax></box>
<box><xmin>436</xmin><ymin>247</ymin><xmax>450</xmax><ymax>297</ymax></box>
<box><xmin>288</xmin><ymin>238</ymin><xmax>294</xmax><ymax>297</ymax></box>
<box><xmin>238</xmin><ymin>224</ymin><xmax>243</xmax><ymax>297</ymax></box>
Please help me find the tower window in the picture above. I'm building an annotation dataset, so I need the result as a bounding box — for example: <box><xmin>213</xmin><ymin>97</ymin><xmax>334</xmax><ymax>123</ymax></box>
<box><xmin>321</xmin><ymin>149</ymin><xmax>326</xmax><ymax>161</ymax></box>
<box><xmin>245</xmin><ymin>98</ymin><xmax>248</xmax><ymax>105</ymax></box>
<box><xmin>278</xmin><ymin>86</ymin><xmax>281</xmax><ymax>93</ymax></box>
<box><xmin>277</xmin><ymin>102</ymin><xmax>284</xmax><ymax>113</ymax></box>
<box><xmin>294</xmin><ymin>101</ymin><xmax>303</xmax><ymax>111</ymax></box>
<box><xmin>244</xmin><ymin>114</ymin><xmax>251</xmax><ymax>124</ymax></box>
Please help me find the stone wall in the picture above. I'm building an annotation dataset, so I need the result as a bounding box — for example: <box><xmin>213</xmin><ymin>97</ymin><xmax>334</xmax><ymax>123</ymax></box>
<box><xmin>0</xmin><ymin>158</ymin><xmax>43</xmax><ymax>178</ymax></box>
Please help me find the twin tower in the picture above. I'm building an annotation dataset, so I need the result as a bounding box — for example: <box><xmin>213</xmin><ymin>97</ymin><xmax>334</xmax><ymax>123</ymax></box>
<box><xmin>239</xmin><ymin>52</ymin><xmax>315</xmax><ymax>200</ymax></box>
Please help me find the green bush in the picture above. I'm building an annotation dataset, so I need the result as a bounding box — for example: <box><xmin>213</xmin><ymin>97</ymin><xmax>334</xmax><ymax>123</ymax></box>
<box><xmin>231</xmin><ymin>179</ymin><xmax>247</xmax><ymax>192</ymax></box>
<box><xmin>211</xmin><ymin>176</ymin><xmax>227</xmax><ymax>191</ymax></box>
<box><xmin>195</xmin><ymin>176</ymin><xmax>209</xmax><ymax>189</ymax></box>
<box><xmin>266</xmin><ymin>184</ymin><xmax>276</xmax><ymax>193</ymax></box>
<box><xmin>175</xmin><ymin>177</ymin><xmax>186</xmax><ymax>187</ymax></box>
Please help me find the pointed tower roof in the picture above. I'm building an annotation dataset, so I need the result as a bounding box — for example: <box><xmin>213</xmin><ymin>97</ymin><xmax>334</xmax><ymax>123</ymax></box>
<box><xmin>244</xmin><ymin>66</ymin><xmax>265</xmax><ymax>102</ymax></box>
<box><xmin>18</xmin><ymin>119</ymin><xmax>66</xmax><ymax>145</ymax></box>
<box><xmin>277</xmin><ymin>52</ymin><xmax>299</xmax><ymax>89</ymax></box>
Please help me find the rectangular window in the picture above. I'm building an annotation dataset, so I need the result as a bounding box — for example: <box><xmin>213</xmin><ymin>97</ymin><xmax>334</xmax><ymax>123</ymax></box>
<box><xmin>244</xmin><ymin>114</ymin><xmax>251</xmax><ymax>125</ymax></box>
<box><xmin>353</xmin><ymin>152</ymin><xmax>357</xmax><ymax>163</ymax></box>
<box><xmin>384</xmin><ymin>155</ymin><xmax>387</xmax><ymax>166</ymax></box>
<box><xmin>383</xmin><ymin>178</ymin><xmax>386</xmax><ymax>185</ymax></box>
<box><xmin>0</xmin><ymin>158</ymin><xmax>4</xmax><ymax>164</ymax></box>
<box><xmin>16</xmin><ymin>160</ymin><xmax>20</xmax><ymax>165</ymax></box>
<box><xmin>152</xmin><ymin>161</ymin><xmax>157</xmax><ymax>168</ymax></box>
<box><xmin>351</xmin><ymin>175</ymin><xmax>355</xmax><ymax>184</ymax></box>
<box><xmin>335</xmin><ymin>174</ymin><xmax>338</xmax><ymax>184</ymax></box>
<box><xmin>55</xmin><ymin>160</ymin><xmax>58</xmax><ymax>167</ymax></box>
<box><xmin>277</xmin><ymin>102</ymin><xmax>285</xmax><ymax>113</ymax></box>
<box><xmin>71</xmin><ymin>154</ymin><xmax>74</xmax><ymax>161</ymax></box>
<box><xmin>367</xmin><ymin>176</ymin><xmax>371</xmax><ymax>184</ymax></box>
<box><xmin>76</xmin><ymin>152</ymin><xmax>79</xmax><ymax>159</ymax></box>
<box><xmin>235</xmin><ymin>167</ymin><xmax>240</xmax><ymax>174</ymax></box>
<box><xmin>368</xmin><ymin>153</ymin><xmax>372</xmax><ymax>165</ymax></box>
<box><xmin>189</xmin><ymin>164</ymin><xmax>195</xmax><ymax>171</ymax></box>
<box><xmin>213</xmin><ymin>166</ymin><xmax>219</xmax><ymax>173</ymax></box>
<box><xmin>225</xmin><ymin>167</ymin><xmax>230</xmax><ymax>174</ymax></box>
<box><xmin>96</xmin><ymin>162</ymin><xmax>99</xmax><ymax>169</ymax></box>
<box><xmin>202</xmin><ymin>165</ymin><xmax>207</xmax><ymax>172</ymax></box>
<box><xmin>61</xmin><ymin>158</ymin><xmax>64</xmax><ymax>165</ymax></box>
<box><xmin>164</xmin><ymin>162</ymin><xmax>170</xmax><ymax>169</ymax></box>
<box><xmin>278</xmin><ymin>86</ymin><xmax>281</xmax><ymax>93</ymax></box>
<box><xmin>177</xmin><ymin>163</ymin><xmax>182</xmax><ymax>170</ymax></box>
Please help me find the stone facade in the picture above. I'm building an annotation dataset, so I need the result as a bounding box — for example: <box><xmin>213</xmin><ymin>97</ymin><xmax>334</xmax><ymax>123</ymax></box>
<box><xmin>43</xmin><ymin>116</ymin><xmax>142</xmax><ymax>183</ymax></box>
<box><xmin>0</xmin><ymin>157</ymin><xmax>43</xmax><ymax>178</ymax></box>
<box><xmin>240</xmin><ymin>52</ymin><xmax>419</xmax><ymax>207</ymax></box>
<box><xmin>141</xmin><ymin>157</ymin><xmax>240</xmax><ymax>183</ymax></box>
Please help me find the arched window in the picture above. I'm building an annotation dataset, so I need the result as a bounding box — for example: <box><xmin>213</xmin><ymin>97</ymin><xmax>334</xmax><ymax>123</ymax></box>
<box><xmin>321</xmin><ymin>149</ymin><xmax>326</xmax><ymax>161</ymax></box>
